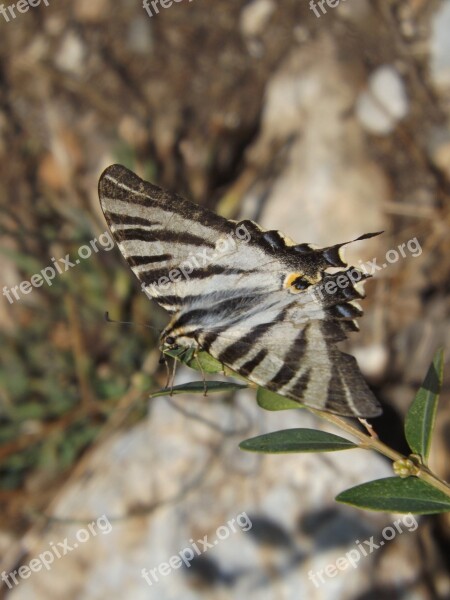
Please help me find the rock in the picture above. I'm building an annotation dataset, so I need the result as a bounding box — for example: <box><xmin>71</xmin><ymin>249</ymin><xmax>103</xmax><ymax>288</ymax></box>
<box><xmin>352</xmin><ymin>343</ymin><xmax>389</xmax><ymax>380</ymax></box>
<box><xmin>4</xmin><ymin>392</ymin><xmax>394</xmax><ymax>600</ymax></box>
<box><xmin>430</xmin><ymin>1</ymin><xmax>450</xmax><ymax>90</ymax></box>
<box><xmin>240</xmin><ymin>0</ymin><xmax>276</xmax><ymax>39</ymax></box>
<box><xmin>127</xmin><ymin>17</ymin><xmax>153</xmax><ymax>55</ymax></box>
<box><xmin>55</xmin><ymin>32</ymin><xmax>86</xmax><ymax>75</ymax></box>
<box><xmin>356</xmin><ymin>65</ymin><xmax>409</xmax><ymax>135</ymax></box>
<box><xmin>118</xmin><ymin>115</ymin><xmax>150</xmax><ymax>150</ymax></box>
<box><xmin>242</xmin><ymin>37</ymin><xmax>387</xmax><ymax>252</ymax></box>
<box><xmin>74</xmin><ymin>0</ymin><xmax>110</xmax><ymax>23</ymax></box>
<box><xmin>334</xmin><ymin>0</ymin><xmax>371</xmax><ymax>22</ymax></box>
<box><xmin>428</xmin><ymin>127</ymin><xmax>450</xmax><ymax>180</ymax></box>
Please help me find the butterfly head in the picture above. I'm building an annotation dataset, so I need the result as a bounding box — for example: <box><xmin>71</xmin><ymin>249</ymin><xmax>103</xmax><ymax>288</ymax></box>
<box><xmin>160</xmin><ymin>329</ymin><xmax>199</xmax><ymax>353</ymax></box>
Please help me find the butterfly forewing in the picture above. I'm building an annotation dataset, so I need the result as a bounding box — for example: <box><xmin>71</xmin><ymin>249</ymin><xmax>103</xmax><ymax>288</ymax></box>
<box><xmin>99</xmin><ymin>164</ymin><xmax>381</xmax><ymax>418</ymax></box>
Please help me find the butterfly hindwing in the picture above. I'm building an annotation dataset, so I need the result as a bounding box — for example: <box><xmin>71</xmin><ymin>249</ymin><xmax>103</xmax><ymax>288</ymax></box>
<box><xmin>99</xmin><ymin>164</ymin><xmax>381</xmax><ymax>418</ymax></box>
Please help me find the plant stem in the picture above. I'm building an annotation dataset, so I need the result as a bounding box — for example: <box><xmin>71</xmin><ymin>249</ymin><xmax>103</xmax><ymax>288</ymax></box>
<box><xmin>307</xmin><ymin>407</ymin><xmax>450</xmax><ymax>500</ymax></box>
<box><xmin>415</xmin><ymin>467</ymin><xmax>450</xmax><ymax>498</ymax></box>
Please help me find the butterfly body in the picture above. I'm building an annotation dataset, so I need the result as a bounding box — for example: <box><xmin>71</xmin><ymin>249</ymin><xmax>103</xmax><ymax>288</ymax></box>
<box><xmin>99</xmin><ymin>164</ymin><xmax>382</xmax><ymax>418</ymax></box>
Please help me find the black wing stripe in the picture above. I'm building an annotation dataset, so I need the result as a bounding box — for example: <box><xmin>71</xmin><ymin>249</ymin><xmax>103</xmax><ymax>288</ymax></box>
<box><xmin>144</xmin><ymin>288</ymin><xmax>267</xmax><ymax>307</ymax></box>
<box><xmin>139</xmin><ymin>265</ymin><xmax>255</xmax><ymax>284</ymax></box>
<box><xmin>138</xmin><ymin>267</ymin><xmax>264</xmax><ymax>287</ymax></box>
<box><xmin>325</xmin><ymin>369</ymin><xmax>347</xmax><ymax>413</ymax></box>
<box><xmin>128</xmin><ymin>254</ymin><xmax>172</xmax><ymax>266</ymax></box>
<box><xmin>216</xmin><ymin>321</ymin><xmax>276</xmax><ymax>365</ymax></box>
<box><xmin>200</xmin><ymin>327</ymin><xmax>232</xmax><ymax>352</ymax></box>
<box><xmin>289</xmin><ymin>368</ymin><xmax>311</xmax><ymax>398</ymax></box>
<box><xmin>268</xmin><ymin>325</ymin><xmax>309</xmax><ymax>390</ymax></box>
<box><xmin>104</xmin><ymin>213</ymin><xmax>161</xmax><ymax>228</ymax></box>
<box><xmin>116</xmin><ymin>228</ymin><xmax>215</xmax><ymax>247</ymax></box>
<box><xmin>100</xmin><ymin>165</ymin><xmax>229</xmax><ymax>235</ymax></box>
<box><xmin>239</xmin><ymin>348</ymin><xmax>268</xmax><ymax>376</ymax></box>
<box><xmin>137</xmin><ymin>268</ymin><xmax>177</xmax><ymax>283</ymax></box>
<box><xmin>216</xmin><ymin>306</ymin><xmax>292</xmax><ymax>365</ymax></box>
<box><xmin>167</xmin><ymin>294</ymin><xmax>268</xmax><ymax>330</ymax></box>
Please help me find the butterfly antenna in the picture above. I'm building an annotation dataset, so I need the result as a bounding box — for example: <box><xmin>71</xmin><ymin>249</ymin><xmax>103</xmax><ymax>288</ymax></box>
<box><xmin>104</xmin><ymin>311</ymin><xmax>160</xmax><ymax>333</ymax></box>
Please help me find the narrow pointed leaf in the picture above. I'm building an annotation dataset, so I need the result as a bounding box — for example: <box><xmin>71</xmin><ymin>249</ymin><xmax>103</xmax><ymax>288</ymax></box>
<box><xmin>257</xmin><ymin>387</ymin><xmax>303</xmax><ymax>411</ymax></box>
<box><xmin>150</xmin><ymin>381</ymin><xmax>247</xmax><ymax>398</ymax></box>
<box><xmin>336</xmin><ymin>476</ymin><xmax>450</xmax><ymax>514</ymax></box>
<box><xmin>405</xmin><ymin>349</ymin><xmax>444</xmax><ymax>461</ymax></box>
<box><xmin>239</xmin><ymin>428</ymin><xmax>357</xmax><ymax>453</ymax></box>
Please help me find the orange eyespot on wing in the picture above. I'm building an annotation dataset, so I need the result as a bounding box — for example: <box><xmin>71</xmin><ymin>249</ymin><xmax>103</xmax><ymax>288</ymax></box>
<box><xmin>284</xmin><ymin>273</ymin><xmax>313</xmax><ymax>293</ymax></box>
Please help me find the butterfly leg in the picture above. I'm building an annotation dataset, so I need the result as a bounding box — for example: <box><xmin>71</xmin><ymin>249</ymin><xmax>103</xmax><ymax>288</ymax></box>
<box><xmin>159</xmin><ymin>351</ymin><xmax>171</xmax><ymax>389</ymax></box>
<box><xmin>193</xmin><ymin>351</ymin><xmax>208</xmax><ymax>396</ymax></box>
<box><xmin>168</xmin><ymin>356</ymin><xmax>179</xmax><ymax>396</ymax></box>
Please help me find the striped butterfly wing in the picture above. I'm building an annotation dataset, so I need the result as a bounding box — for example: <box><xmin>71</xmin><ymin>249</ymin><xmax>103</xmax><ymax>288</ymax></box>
<box><xmin>99</xmin><ymin>164</ymin><xmax>381</xmax><ymax>418</ymax></box>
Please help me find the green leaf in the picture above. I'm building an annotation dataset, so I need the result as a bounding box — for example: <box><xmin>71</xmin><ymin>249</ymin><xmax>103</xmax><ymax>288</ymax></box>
<box><xmin>405</xmin><ymin>349</ymin><xmax>444</xmax><ymax>461</ymax></box>
<box><xmin>239</xmin><ymin>428</ymin><xmax>357</xmax><ymax>453</ymax></box>
<box><xmin>185</xmin><ymin>351</ymin><xmax>225</xmax><ymax>374</ymax></box>
<box><xmin>150</xmin><ymin>381</ymin><xmax>247</xmax><ymax>398</ymax></box>
<box><xmin>336</xmin><ymin>476</ymin><xmax>450</xmax><ymax>514</ymax></box>
<box><xmin>164</xmin><ymin>348</ymin><xmax>225</xmax><ymax>374</ymax></box>
<box><xmin>164</xmin><ymin>346</ymin><xmax>195</xmax><ymax>363</ymax></box>
<box><xmin>256</xmin><ymin>387</ymin><xmax>304</xmax><ymax>411</ymax></box>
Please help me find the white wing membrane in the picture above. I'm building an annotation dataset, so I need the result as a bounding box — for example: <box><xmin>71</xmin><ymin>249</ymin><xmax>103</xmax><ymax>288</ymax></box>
<box><xmin>99</xmin><ymin>164</ymin><xmax>382</xmax><ymax>417</ymax></box>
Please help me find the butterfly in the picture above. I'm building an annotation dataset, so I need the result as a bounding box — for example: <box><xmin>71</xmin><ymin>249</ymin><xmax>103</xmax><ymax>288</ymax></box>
<box><xmin>98</xmin><ymin>164</ymin><xmax>382</xmax><ymax>418</ymax></box>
